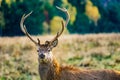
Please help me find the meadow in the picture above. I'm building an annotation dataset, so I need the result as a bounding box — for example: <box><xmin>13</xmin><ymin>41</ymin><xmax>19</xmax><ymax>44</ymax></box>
<box><xmin>0</xmin><ymin>34</ymin><xmax>120</xmax><ymax>80</ymax></box>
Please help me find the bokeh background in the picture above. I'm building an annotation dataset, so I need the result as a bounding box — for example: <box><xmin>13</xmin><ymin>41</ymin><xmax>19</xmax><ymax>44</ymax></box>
<box><xmin>0</xmin><ymin>0</ymin><xmax>120</xmax><ymax>36</ymax></box>
<box><xmin>0</xmin><ymin>0</ymin><xmax>120</xmax><ymax>80</ymax></box>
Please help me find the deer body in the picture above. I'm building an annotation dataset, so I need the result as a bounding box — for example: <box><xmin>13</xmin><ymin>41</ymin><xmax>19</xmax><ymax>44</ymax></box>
<box><xmin>20</xmin><ymin>6</ymin><xmax>120</xmax><ymax>80</ymax></box>
<box><xmin>38</xmin><ymin>56</ymin><xmax>120</xmax><ymax>80</ymax></box>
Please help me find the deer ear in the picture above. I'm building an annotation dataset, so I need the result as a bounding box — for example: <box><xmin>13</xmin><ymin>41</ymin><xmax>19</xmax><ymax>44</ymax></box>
<box><xmin>50</xmin><ymin>39</ymin><xmax>58</xmax><ymax>48</ymax></box>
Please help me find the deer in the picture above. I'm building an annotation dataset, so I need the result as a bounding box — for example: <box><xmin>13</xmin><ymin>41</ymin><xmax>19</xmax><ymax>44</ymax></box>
<box><xmin>20</xmin><ymin>6</ymin><xmax>120</xmax><ymax>80</ymax></box>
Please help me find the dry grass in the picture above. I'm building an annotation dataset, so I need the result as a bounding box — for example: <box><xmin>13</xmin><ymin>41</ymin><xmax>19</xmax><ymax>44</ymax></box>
<box><xmin>0</xmin><ymin>34</ymin><xmax>120</xmax><ymax>80</ymax></box>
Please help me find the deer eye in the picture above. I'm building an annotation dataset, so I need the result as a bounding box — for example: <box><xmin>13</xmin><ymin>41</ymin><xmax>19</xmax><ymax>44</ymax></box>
<box><xmin>48</xmin><ymin>49</ymin><xmax>51</xmax><ymax>52</ymax></box>
<box><xmin>37</xmin><ymin>50</ymin><xmax>39</xmax><ymax>52</ymax></box>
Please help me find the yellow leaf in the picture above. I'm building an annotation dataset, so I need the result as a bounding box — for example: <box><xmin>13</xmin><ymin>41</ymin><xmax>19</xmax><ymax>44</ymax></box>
<box><xmin>85</xmin><ymin>0</ymin><xmax>101</xmax><ymax>25</ymax></box>
<box><xmin>50</xmin><ymin>16</ymin><xmax>69</xmax><ymax>34</ymax></box>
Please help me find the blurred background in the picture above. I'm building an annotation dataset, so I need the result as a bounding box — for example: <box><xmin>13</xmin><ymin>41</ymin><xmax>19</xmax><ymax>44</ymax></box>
<box><xmin>1</xmin><ymin>0</ymin><xmax>120</xmax><ymax>80</ymax></box>
<box><xmin>0</xmin><ymin>0</ymin><xmax>120</xmax><ymax>36</ymax></box>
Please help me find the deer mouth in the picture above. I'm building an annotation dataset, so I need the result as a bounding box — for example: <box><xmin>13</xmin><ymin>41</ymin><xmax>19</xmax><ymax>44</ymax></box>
<box><xmin>39</xmin><ymin>59</ymin><xmax>48</xmax><ymax>64</ymax></box>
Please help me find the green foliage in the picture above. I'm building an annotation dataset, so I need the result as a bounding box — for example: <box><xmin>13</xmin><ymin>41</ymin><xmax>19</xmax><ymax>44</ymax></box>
<box><xmin>67</xmin><ymin>0</ymin><xmax>120</xmax><ymax>33</ymax></box>
<box><xmin>1</xmin><ymin>0</ymin><xmax>120</xmax><ymax>36</ymax></box>
<box><xmin>91</xmin><ymin>0</ymin><xmax>120</xmax><ymax>33</ymax></box>
<box><xmin>0</xmin><ymin>12</ymin><xmax>5</xmax><ymax>28</ymax></box>
<box><xmin>0</xmin><ymin>11</ymin><xmax>5</xmax><ymax>36</ymax></box>
<box><xmin>1</xmin><ymin>0</ymin><xmax>44</xmax><ymax>36</ymax></box>
<box><xmin>104</xmin><ymin>2</ymin><xmax>120</xmax><ymax>32</ymax></box>
<box><xmin>53</xmin><ymin>0</ymin><xmax>62</xmax><ymax>7</ymax></box>
<box><xmin>67</xmin><ymin>0</ymin><xmax>93</xmax><ymax>34</ymax></box>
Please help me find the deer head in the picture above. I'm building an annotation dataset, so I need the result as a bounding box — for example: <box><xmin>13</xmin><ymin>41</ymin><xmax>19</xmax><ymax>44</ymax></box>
<box><xmin>20</xmin><ymin>6</ymin><xmax>69</xmax><ymax>64</ymax></box>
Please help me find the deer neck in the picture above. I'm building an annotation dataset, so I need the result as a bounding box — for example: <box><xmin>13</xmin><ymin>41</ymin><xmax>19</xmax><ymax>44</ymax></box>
<box><xmin>39</xmin><ymin>57</ymin><xmax>60</xmax><ymax>80</ymax></box>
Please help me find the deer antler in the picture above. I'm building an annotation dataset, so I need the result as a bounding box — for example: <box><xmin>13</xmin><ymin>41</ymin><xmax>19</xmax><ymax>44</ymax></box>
<box><xmin>20</xmin><ymin>7</ymin><xmax>69</xmax><ymax>45</ymax></box>
<box><xmin>50</xmin><ymin>6</ymin><xmax>70</xmax><ymax>43</ymax></box>
<box><xmin>20</xmin><ymin>11</ymin><xmax>39</xmax><ymax>45</ymax></box>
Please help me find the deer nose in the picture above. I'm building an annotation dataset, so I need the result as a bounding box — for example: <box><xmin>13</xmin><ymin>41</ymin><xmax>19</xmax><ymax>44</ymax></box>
<box><xmin>39</xmin><ymin>54</ymin><xmax>45</xmax><ymax>59</ymax></box>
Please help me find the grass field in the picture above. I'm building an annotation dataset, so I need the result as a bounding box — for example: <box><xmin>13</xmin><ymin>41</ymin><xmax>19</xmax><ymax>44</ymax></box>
<box><xmin>0</xmin><ymin>34</ymin><xmax>120</xmax><ymax>80</ymax></box>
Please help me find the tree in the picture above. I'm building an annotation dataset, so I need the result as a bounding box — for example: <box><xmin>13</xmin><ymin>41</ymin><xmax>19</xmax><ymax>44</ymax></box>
<box><xmin>0</xmin><ymin>11</ymin><xmax>5</xmax><ymax>36</ymax></box>
<box><xmin>1</xmin><ymin>0</ymin><xmax>44</xmax><ymax>36</ymax></box>
<box><xmin>101</xmin><ymin>1</ymin><xmax>120</xmax><ymax>32</ymax></box>
<box><xmin>92</xmin><ymin>0</ymin><xmax>120</xmax><ymax>33</ymax></box>
<box><xmin>68</xmin><ymin>0</ymin><xmax>93</xmax><ymax>34</ymax></box>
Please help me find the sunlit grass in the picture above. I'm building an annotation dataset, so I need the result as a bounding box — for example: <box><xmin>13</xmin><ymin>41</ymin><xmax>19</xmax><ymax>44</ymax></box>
<box><xmin>0</xmin><ymin>34</ymin><xmax>120</xmax><ymax>80</ymax></box>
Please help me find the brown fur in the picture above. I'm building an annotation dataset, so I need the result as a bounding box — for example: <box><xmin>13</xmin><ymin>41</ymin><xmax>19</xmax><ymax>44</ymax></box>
<box><xmin>38</xmin><ymin>57</ymin><xmax>120</xmax><ymax>80</ymax></box>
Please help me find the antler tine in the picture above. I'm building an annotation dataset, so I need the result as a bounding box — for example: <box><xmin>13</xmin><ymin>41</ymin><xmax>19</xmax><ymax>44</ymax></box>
<box><xmin>56</xmin><ymin>6</ymin><xmax>70</xmax><ymax>27</ymax></box>
<box><xmin>50</xmin><ymin>6</ymin><xmax>70</xmax><ymax>43</ymax></box>
<box><xmin>20</xmin><ymin>11</ymin><xmax>38</xmax><ymax>45</ymax></box>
